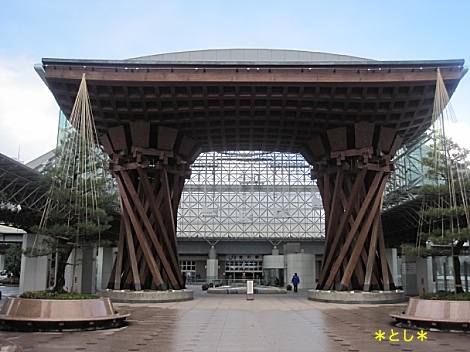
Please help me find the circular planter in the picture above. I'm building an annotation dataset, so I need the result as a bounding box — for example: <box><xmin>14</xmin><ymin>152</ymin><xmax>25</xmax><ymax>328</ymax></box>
<box><xmin>308</xmin><ymin>289</ymin><xmax>405</xmax><ymax>304</ymax></box>
<box><xmin>0</xmin><ymin>297</ymin><xmax>129</xmax><ymax>331</ymax></box>
<box><xmin>390</xmin><ymin>297</ymin><xmax>470</xmax><ymax>331</ymax></box>
<box><xmin>98</xmin><ymin>288</ymin><xmax>193</xmax><ymax>303</ymax></box>
<box><xmin>207</xmin><ymin>285</ymin><xmax>287</xmax><ymax>294</ymax></box>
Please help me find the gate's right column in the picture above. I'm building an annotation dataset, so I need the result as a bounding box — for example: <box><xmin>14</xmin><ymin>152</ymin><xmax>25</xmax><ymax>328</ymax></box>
<box><xmin>307</xmin><ymin>122</ymin><xmax>401</xmax><ymax>291</ymax></box>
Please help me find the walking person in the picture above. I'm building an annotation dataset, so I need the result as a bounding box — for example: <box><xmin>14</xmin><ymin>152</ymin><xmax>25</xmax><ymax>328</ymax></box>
<box><xmin>291</xmin><ymin>273</ymin><xmax>300</xmax><ymax>292</ymax></box>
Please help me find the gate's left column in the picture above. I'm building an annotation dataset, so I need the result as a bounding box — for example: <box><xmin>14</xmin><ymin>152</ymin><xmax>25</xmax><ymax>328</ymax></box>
<box><xmin>99</xmin><ymin>122</ymin><xmax>199</xmax><ymax>291</ymax></box>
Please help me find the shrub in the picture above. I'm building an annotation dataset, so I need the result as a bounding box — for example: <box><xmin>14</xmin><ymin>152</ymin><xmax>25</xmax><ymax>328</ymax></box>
<box><xmin>419</xmin><ymin>291</ymin><xmax>470</xmax><ymax>301</ymax></box>
<box><xmin>19</xmin><ymin>290</ymin><xmax>99</xmax><ymax>300</ymax></box>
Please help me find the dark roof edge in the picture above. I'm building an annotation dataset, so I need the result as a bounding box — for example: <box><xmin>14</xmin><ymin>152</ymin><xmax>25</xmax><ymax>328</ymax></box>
<box><xmin>0</xmin><ymin>153</ymin><xmax>42</xmax><ymax>176</ymax></box>
<box><xmin>34</xmin><ymin>63</ymin><xmax>49</xmax><ymax>88</ymax></box>
<box><xmin>40</xmin><ymin>57</ymin><xmax>465</xmax><ymax>69</ymax></box>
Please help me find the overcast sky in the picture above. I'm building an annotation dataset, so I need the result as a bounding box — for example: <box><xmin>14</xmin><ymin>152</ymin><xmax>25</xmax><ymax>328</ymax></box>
<box><xmin>1</xmin><ymin>0</ymin><xmax>469</xmax><ymax>163</ymax></box>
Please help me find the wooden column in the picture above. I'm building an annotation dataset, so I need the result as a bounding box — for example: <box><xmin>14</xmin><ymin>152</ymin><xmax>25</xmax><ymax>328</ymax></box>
<box><xmin>309</xmin><ymin>123</ymin><xmax>401</xmax><ymax>291</ymax></box>
<box><xmin>101</xmin><ymin>123</ymin><xmax>199</xmax><ymax>291</ymax></box>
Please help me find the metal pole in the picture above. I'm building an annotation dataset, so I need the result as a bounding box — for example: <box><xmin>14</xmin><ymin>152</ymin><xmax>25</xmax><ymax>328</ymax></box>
<box><xmin>443</xmin><ymin>262</ymin><xmax>448</xmax><ymax>292</ymax></box>
<box><xmin>464</xmin><ymin>261</ymin><xmax>468</xmax><ymax>292</ymax></box>
<box><xmin>432</xmin><ymin>258</ymin><xmax>437</xmax><ymax>293</ymax></box>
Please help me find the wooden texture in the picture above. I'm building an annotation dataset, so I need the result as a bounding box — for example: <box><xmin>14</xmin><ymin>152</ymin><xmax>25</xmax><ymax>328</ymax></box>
<box><xmin>108</xmin><ymin>125</ymin><xmax>127</xmax><ymax>151</ymax></box>
<box><xmin>355</xmin><ymin>122</ymin><xmax>374</xmax><ymax>149</ymax></box>
<box><xmin>130</xmin><ymin>121</ymin><xmax>150</xmax><ymax>148</ymax></box>
<box><xmin>43</xmin><ymin>57</ymin><xmax>465</xmax><ymax>157</ymax></box>
<box><xmin>157</xmin><ymin>126</ymin><xmax>178</xmax><ymax>151</ymax></box>
<box><xmin>315</xmin><ymin>124</ymin><xmax>397</xmax><ymax>291</ymax></box>
<box><xmin>327</xmin><ymin>127</ymin><xmax>347</xmax><ymax>151</ymax></box>
<box><xmin>308</xmin><ymin>136</ymin><xmax>326</xmax><ymax>157</ymax></box>
<box><xmin>104</xmin><ymin>125</ymin><xmax>191</xmax><ymax>291</ymax></box>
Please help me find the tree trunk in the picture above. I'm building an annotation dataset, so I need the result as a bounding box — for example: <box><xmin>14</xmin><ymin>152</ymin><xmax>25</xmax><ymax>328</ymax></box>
<box><xmin>452</xmin><ymin>240</ymin><xmax>465</xmax><ymax>294</ymax></box>
<box><xmin>53</xmin><ymin>246</ymin><xmax>73</xmax><ymax>293</ymax></box>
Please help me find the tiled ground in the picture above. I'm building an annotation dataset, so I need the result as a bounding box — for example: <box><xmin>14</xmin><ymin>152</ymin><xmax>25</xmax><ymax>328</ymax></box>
<box><xmin>0</xmin><ymin>286</ymin><xmax>468</xmax><ymax>351</ymax></box>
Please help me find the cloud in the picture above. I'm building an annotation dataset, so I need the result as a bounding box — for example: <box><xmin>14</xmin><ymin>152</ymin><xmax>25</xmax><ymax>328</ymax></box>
<box><xmin>0</xmin><ymin>53</ymin><xmax>58</xmax><ymax>163</ymax></box>
<box><xmin>441</xmin><ymin>121</ymin><xmax>470</xmax><ymax>150</ymax></box>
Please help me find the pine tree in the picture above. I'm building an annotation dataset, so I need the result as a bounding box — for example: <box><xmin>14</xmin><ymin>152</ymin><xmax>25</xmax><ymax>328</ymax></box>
<box><xmin>28</xmin><ymin>129</ymin><xmax>117</xmax><ymax>292</ymax></box>
<box><xmin>413</xmin><ymin>136</ymin><xmax>470</xmax><ymax>294</ymax></box>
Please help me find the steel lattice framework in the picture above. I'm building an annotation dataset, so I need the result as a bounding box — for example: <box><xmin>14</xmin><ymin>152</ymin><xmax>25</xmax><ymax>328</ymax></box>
<box><xmin>0</xmin><ymin>153</ymin><xmax>48</xmax><ymax>229</ymax></box>
<box><xmin>177</xmin><ymin>151</ymin><xmax>324</xmax><ymax>242</ymax></box>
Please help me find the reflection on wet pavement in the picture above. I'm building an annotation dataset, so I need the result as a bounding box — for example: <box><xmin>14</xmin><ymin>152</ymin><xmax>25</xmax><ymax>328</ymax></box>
<box><xmin>0</xmin><ymin>285</ymin><xmax>468</xmax><ymax>351</ymax></box>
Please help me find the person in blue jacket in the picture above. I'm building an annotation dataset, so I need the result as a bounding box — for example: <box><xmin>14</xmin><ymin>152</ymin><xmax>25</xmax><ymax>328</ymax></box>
<box><xmin>291</xmin><ymin>273</ymin><xmax>300</xmax><ymax>292</ymax></box>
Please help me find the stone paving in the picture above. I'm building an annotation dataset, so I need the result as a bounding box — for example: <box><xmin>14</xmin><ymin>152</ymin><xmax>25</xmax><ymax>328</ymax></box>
<box><xmin>0</xmin><ymin>285</ymin><xmax>468</xmax><ymax>351</ymax></box>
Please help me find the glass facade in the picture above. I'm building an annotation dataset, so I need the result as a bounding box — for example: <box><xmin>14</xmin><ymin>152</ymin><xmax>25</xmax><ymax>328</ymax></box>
<box><xmin>384</xmin><ymin>132</ymin><xmax>432</xmax><ymax>209</ymax></box>
<box><xmin>177</xmin><ymin>151</ymin><xmax>325</xmax><ymax>241</ymax></box>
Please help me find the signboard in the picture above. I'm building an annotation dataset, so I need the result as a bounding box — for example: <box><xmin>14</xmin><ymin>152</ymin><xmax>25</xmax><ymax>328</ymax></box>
<box><xmin>403</xmin><ymin>262</ymin><xmax>416</xmax><ymax>275</ymax></box>
<box><xmin>246</xmin><ymin>280</ymin><xmax>254</xmax><ymax>300</ymax></box>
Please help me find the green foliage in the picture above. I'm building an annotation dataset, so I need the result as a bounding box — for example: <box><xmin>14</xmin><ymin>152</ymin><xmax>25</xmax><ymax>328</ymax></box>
<box><xmin>417</xmin><ymin>182</ymin><xmax>470</xmax><ymax>197</ymax></box>
<box><xmin>419</xmin><ymin>291</ymin><xmax>470</xmax><ymax>301</ymax></box>
<box><xmin>419</xmin><ymin>205</ymin><xmax>468</xmax><ymax>218</ymax></box>
<box><xmin>401</xmin><ymin>243</ymin><xmax>453</xmax><ymax>257</ymax></box>
<box><xmin>421</xmin><ymin>137</ymin><xmax>470</xmax><ymax>182</ymax></box>
<box><xmin>27</xmin><ymin>129</ymin><xmax>117</xmax><ymax>292</ymax></box>
<box><xmin>413</xmin><ymin>136</ymin><xmax>470</xmax><ymax>294</ymax></box>
<box><xmin>416</xmin><ymin>137</ymin><xmax>470</xmax><ymax>243</ymax></box>
<box><xmin>33</xmin><ymin>130</ymin><xmax>117</xmax><ymax>245</ymax></box>
<box><xmin>19</xmin><ymin>290</ymin><xmax>99</xmax><ymax>300</ymax></box>
<box><xmin>418</xmin><ymin>227</ymin><xmax>470</xmax><ymax>243</ymax></box>
<box><xmin>5</xmin><ymin>243</ymin><xmax>22</xmax><ymax>277</ymax></box>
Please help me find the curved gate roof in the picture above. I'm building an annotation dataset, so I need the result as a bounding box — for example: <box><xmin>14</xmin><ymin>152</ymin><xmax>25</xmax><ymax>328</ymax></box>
<box><xmin>38</xmin><ymin>49</ymin><xmax>467</xmax><ymax>161</ymax></box>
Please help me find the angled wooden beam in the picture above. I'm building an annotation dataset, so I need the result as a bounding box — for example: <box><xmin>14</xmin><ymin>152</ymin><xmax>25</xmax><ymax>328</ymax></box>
<box><xmin>136</xmin><ymin>167</ymin><xmax>181</xmax><ymax>285</ymax></box>
<box><xmin>115</xmin><ymin>173</ymin><xmax>164</xmax><ymax>287</ymax></box>
<box><xmin>318</xmin><ymin>168</ymin><xmax>367</xmax><ymax>288</ymax></box>
<box><xmin>160</xmin><ymin>169</ymin><xmax>176</xmax><ymax>237</ymax></box>
<box><xmin>318</xmin><ymin>171</ymin><xmax>344</xmax><ymax>284</ymax></box>
<box><xmin>363</xmin><ymin>201</ymin><xmax>382</xmax><ymax>292</ymax></box>
<box><xmin>323</xmin><ymin>170</ymin><xmax>384</xmax><ymax>289</ymax></box>
<box><xmin>119</xmin><ymin>170</ymin><xmax>180</xmax><ymax>288</ymax></box>
<box><xmin>112</xmin><ymin>207</ymin><xmax>126</xmax><ymax>290</ymax></box>
<box><xmin>378</xmin><ymin>216</ymin><xmax>391</xmax><ymax>290</ymax></box>
<box><xmin>338</xmin><ymin>173</ymin><xmax>389</xmax><ymax>290</ymax></box>
<box><xmin>122</xmin><ymin>207</ymin><xmax>142</xmax><ymax>291</ymax></box>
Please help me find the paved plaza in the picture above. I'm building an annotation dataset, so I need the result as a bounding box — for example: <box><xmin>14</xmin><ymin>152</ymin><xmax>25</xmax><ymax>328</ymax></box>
<box><xmin>0</xmin><ymin>285</ymin><xmax>468</xmax><ymax>351</ymax></box>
